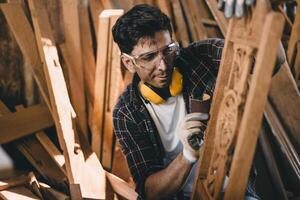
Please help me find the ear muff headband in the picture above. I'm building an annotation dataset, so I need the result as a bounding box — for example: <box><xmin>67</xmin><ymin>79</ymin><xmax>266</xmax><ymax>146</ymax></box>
<box><xmin>139</xmin><ymin>67</ymin><xmax>183</xmax><ymax>104</ymax></box>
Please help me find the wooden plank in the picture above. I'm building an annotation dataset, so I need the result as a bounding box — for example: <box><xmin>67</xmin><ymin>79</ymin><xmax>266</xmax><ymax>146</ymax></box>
<box><xmin>88</xmin><ymin>0</ymin><xmax>104</xmax><ymax>37</ymax></box>
<box><xmin>205</xmin><ymin>0</ymin><xmax>228</xmax><ymax>36</ymax></box>
<box><xmin>155</xmin><ymin>0</ymin><xmax>177</xmax><ymax>40</ymax></box>
<box><xmin>92</xmin><ymin>9</ymin><xmax>123</xmax><ymax>159</ymax></box>
<box><xmin>180</xmin><ymin>0</ymin><xmax>199</xmax><ymax>41</ymax></box>
<box><xmin>184</xmin><ymin>0</ymin><xmax>208</xmax><ymax>40</ymax></box>
<box><xmin>102</xmin><ymin>12</ymin><xmax>124</xmax><ymax>170</ymax></box>
<box><xmin>92</xmin><ymin>10</ymin><xmax>110</xmax><ymax>159</ymax></box>
<box><xmin>101</xmin><ymin>0</ymin><xmax>114</xmax><ymax>9</ymax></box>
<box><xmin>224</xmin><ymin>12</ymin><xmax>284</xmax><ymax>200</ymax></box>
<box><xmin>264</xmin><ymin>100</ymin><xmax>300</xmax><ymax>180</ymax></box>
<box><xmin>269</xmin><ymin>62</ymin><xmax>300</xmax><ymax>152</ymax></box>
<box><xmin>106</xmin><ymin>172</ymin><xmax>138</xmax><ymax>200</ymax></box>
<box><xmin>0</xmin><ymin>187</ymin><xmax>40</xmax><ymax>200</ymax></box>
<box><xmin>192</xmin><ymin>21</ymin><xmax>234</xmax><ymax>199</ymax></box>
<box><xmin>39</xmin><ymin>182</ymin><xmax>70</xmax><ymax>200</ymax></box>
<box><xmin>35</xmin><ymin>132</ymin><xmax>66</xmax><ymax>172</ymax></box>
<box><xmin>287</xmin><ymin>2</ymin><xmax>300</xmax><ymax>67</ymax></box>
<box><xmin>0</xmin><ymin>174</ymin><xmax>30</xmax><ymax>191</ymax></box>
<box><xmin>259</xmin><ymin>120</ymin><xmax>289</xmax><ymax>200</ymax></box>
<box><xmin>170</xmin><ymin>0</ymin><xmax>190</xmax><ymax>47</ymax></box>
<box><xmin>27</xmin><ymin>0</ymin><xmax>106</xmax><ymax>199</ymax></box>
<box><xmin>155</xmin><ymin>0</ymin><xmax>172</xmax><ymax>18</ymax></box>
<box><xmin>0</xmin><ymin>102</ymin><xmax>67</xmax><ymax>193</ymax></box>
<box><xmin>0</xmin><ymin>3</ymin><xmax>51</xmax><ymax>110</ymax></box>
<box><xmin>0</xmin><ymin>105</ymin><xmax>53</xmax><ymax>144</ymax></box>
<box><xmin>78</xmin><ymin>0</ymin><xmax>96</xmax><ymax>131</ymax></box>
<box><xmin>44</xmin><ymin>0</ymin><xmax>65</xmax><ymax>44</ymax></box>
<box><xmin>61</xmin><ymin>0</ymin><xmax>88</xmax><ymax>139</ymax></box>
<box><xmin>294</xmin><ymin>42</ymin><xmax>300</xmax><ymax>86</ymax></box>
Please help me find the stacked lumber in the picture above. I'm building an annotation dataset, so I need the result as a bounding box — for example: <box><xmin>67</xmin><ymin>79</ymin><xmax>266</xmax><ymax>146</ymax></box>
<box><xmin>0</xmin><ymin>0</ymin><xmax>299</xmax><ymax>199</ymax></box>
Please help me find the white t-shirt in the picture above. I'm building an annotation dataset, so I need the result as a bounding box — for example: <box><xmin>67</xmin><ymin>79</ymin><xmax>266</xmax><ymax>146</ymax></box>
<box><xmin>142</xmin><ymin>94</ymin><xmax>198</xmax><ymax>198</ymax></box>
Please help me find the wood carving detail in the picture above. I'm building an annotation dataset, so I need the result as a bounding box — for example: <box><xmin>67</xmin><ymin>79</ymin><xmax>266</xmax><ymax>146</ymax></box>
<box><xmin>204</xmin><ymin>44</ymin><xmax>255</xmax><ymax>199</ymax></box>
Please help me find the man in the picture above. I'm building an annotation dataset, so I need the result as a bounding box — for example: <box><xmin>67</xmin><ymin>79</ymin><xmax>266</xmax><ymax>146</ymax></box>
<box><xmin>112</xmin><ymin>4</ymin><xmax>283</xmax><ymax>200</ymax></box>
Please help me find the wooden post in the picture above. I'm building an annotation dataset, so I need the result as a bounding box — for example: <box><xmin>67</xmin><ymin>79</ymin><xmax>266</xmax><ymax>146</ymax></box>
<box><xmin>78</xmin><ymin>0</ymin><xmax>97</xmax><ymax>133</ymax></box>
<box><xmin>205</xmin><ymin>0</ymin><xmax>228</xmax><ymax>36</ymax></box>
<box><xmin>170</xmin><ymin>0</ymin><xmax>190</xmax><ymax>47</ymax></box>
<box><xmin>91</xmin><ymin>9</ymin><xmax>123</xmax><ymax>165</ymax></box>
<box><xmin>61</xmin><ymin>0</ymin><xmax>88</xmax><ymax>140</ymax></box>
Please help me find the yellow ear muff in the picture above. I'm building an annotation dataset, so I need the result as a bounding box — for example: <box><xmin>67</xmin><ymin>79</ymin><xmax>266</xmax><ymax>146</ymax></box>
<box><xmin>139</xmin><ymin>67</ymin><xmax>183</xmax><ymax>104</ymax></box>
<box><xmin>169</xmin><ymin>67</ymin><xmax>183</xmax><ymax>96</ymax></box>
<box><xmin>139</xmin><ymin>82</ymin><xmax>165</xmax><ymax>104</ymax></box>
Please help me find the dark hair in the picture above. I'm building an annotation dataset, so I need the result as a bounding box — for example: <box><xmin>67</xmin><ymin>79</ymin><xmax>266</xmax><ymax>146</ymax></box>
<box><xmin>112</xmin><ymin>4</ymin><xmax>172</xmax><ymax>54</ymax></box>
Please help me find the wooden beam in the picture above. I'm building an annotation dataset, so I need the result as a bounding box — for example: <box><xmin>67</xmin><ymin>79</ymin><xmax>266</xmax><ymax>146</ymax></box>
<box><xmin>44</xmin><ymin>0</ymin><xmax>65</xmax><ymax>44</ymax></box>
<box><xmin>264</xmin><ymin>100</ymin><xmax>300</xmax><ymax>182</ymax></box>
<box><xmin>78</xmin><ymin>0</ymin><xmax>96</xmax><ymax>131</ymax></box>
<box><xmin>287</xmin><ymin>3</ymin><xmax>300</xmax><ymax>67</ymax></box>
<box><xmin>269</xmin><ymin>62</ymin><xmax>300</xmax><ymax>152</ymax></box>
<box><xmin>170</xmin><ymin>0</ymin><xmax>190</xmax><ymax>47</ymax></box>
<box><xmin>39</xmin><ymin>182</ymin><xmax>70</xmax><ymax>200</ymax></box>
<box><xmin>0</xmin><ymin>104</ymin><xmax>53</xmax><ymax>144</ymax></box>
<box><xmin>27</xmin><ymin>0</ymin><xmax>106</xmax><ymax>198</ymax></box>
<box><xmin>92</xmin><ymin>9</ymin><xmax>123</xmax><ymax>160</ymax></box>
<box><xmin>61</xmin><ymin>0</ymin><xmax>88</xmax><ymax>139</ymax></box>
<box><xmin>106</xmin><ymin>172</ymin><xmax>138</xmax><ymax>200</ymax></box>
<box><xmin>0</xmin><ymin>3</ymin><xmax>51</xmax><ymax>110</ymax></box>
<box><xmin>0</xmin><ymin>187</ymin><xmax>40</xmax><ymax>200</ymax></box>
<box><xmin>88</xmin><ymin>0</ymin><xmax>104</xmax><ymax>37</ymax></box>
<box><xmin>102</xmin><ymin>11</ymin><xmax>124</xmax><ymax>170</ymax></box>
<box><xmin>0</xmin><ymin>173</ymin><xmax>31</xmax><ymax>191</ymax></box>
<box><xmin>224</xmin><ymin>12</ymin><xmax>284</xmax><ymax>200</ymax></box>
<box><xmin>205</xmin><ymin>0</ymin><xmax>228</xmax><ymax>36</ymax></box>
<box><xmin>184</xmin><ymin>0</ymin><xmax>208</xmax><ymax>40</ymax></box>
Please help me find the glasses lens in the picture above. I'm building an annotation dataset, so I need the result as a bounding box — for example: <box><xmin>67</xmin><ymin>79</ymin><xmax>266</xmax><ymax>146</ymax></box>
<box><xmin>135</xmin><ymin>42</ymin><xmax>179</xmax><ymax>69</ymax></box>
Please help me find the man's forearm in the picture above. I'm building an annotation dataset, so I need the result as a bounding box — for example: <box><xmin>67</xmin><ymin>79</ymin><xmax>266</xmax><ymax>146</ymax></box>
<box><xmin>144</xmin><ymin>153</ymin><xmax>194</xmax><ymax>200</ymax></box>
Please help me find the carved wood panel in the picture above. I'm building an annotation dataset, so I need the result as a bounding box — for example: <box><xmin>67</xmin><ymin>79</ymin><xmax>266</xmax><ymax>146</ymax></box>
<box><xmin>192</xmin><ymin>1</ymin><xmax>285</xmax><ymax>199</ymax></box>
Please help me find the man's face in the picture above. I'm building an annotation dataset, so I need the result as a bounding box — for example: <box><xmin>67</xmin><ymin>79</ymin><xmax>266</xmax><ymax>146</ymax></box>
<box><xmin>122</xmin><ymin>31</ymin><xmax>176</xmax><ymax>88</ymax></box>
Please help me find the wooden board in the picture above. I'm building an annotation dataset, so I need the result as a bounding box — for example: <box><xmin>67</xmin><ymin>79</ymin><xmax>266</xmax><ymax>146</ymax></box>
<box><xmin>0</xmin><ymin>104</ymin><xmax>53</xmax><ymax>144</ymax></box>
<box><xmin>78</xmin><ymin>0</ymin><xmax>96</xmax><ymax>131</ymax></box>
<box><xmin>61</xmin><ymin>0</ymin><xmax>88</xmax><ymax>139</ymax></box>
<box><xmin>0</xmin><ymin>102</ymin><xmax>67</xmax><ymax>192</ymax></box>
<box><xmin>0</xmin><ymin>3</ymin><xmax>51</xmax><ymax>111</ymax></box>
<box><xmin>27</xmin><ymin>0</ymin><xmax>106</xmax><ymax>198</ymax></box>
<box><xmin>269</xmin><ymin>62</ymin><xmax>300</xmax><ymax>152</ymax></box>
<box><xmin>91</xmin><ymin>9</ymin><xmax>123</xmax><ymax>162</ymax></box>
<box><xmin>205</xmin><ymin>0</ymin><xmax>228</xmax><ymax>36</ymax></box>
<box><xmin>224</xmin><ymin>13</ymin><xmax>284</xmax><ymax>200</ymax></box>
<box><xmin>89</xmin><ymin>0</ymin><xmax>104</xmax><ymax>38</ymax></box>
<box><xmin>170</xmin><ymin>0</ymin><xmax>190</xmax><ymax>47</ymax></box>
<box><xmin>0</xmin><ymin>187</ymin><xmax>40</xmax><ymax>200</ymax></box>
<box><xmin>102</xmin><ymin>12</ymin><xmax>124</xmax><ymax>170</ymax></box>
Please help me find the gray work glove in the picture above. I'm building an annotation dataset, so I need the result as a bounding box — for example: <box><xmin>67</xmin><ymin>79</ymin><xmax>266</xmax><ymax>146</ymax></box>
<box><xmin>218</xmin><ymin>0</ymin><xmax>255</xmax><ymax>18</ymax></box>
<box><xmin>176</xmin><ymin>113</ymin><xmax>209</xmax><ymax>163</ymax></box>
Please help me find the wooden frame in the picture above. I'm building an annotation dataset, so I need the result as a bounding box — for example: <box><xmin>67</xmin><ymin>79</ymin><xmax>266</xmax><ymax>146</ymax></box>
<box><xmin>191</xmin><ymin>1</ymin><xmax>285</xmax><ymax>199</ymax></box>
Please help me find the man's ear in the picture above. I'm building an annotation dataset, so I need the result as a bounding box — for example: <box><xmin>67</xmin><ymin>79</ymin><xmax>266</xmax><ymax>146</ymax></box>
<box><xmin>121</xmin><ymin>55</ymin><xmax>136</xmax><ymax>73</ymax></box>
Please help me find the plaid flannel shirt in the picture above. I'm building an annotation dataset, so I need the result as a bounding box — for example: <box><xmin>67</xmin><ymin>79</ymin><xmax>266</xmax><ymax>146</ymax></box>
<box><xmin>113</xmin><ymin>38</ymin><xmax>222</xmax><ymax>198</ymax></box>
<box><xmin>113</xmin><ymin>38</ymin><xmax>258</xmax><ymax>199</ymax></box>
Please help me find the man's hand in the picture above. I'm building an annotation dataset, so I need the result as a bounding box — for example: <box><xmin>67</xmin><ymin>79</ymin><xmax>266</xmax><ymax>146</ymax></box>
<box><xmin>218</xmin><ymin>0</ymin><xmax>255</xmax><ymax>18</ymax></box>
<box><xmin>176</xmin><ymin>113</ymin><xmax>209</xmax><ymax>163</ymax></box>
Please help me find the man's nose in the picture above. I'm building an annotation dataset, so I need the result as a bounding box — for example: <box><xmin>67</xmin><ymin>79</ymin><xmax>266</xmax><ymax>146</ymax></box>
<box><xmin>156</xmin><ymin>53</ymin><xmax>168</xmax><ymax>71</ymax></box>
